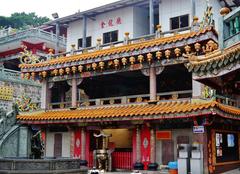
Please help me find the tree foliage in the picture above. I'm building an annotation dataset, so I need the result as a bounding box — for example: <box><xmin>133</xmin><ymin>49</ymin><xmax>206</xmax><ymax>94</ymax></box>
<box><xmin>0</xmin><ymin>12</ymin><xmax>50</xmax><ymax>29</ymax></box>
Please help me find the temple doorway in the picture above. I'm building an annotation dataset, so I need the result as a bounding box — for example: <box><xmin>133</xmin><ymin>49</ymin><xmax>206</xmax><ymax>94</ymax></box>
<box><xmin>89</xmin><ymin>128</ymin><xmax>133</xmax><ymax>170</ymax></box>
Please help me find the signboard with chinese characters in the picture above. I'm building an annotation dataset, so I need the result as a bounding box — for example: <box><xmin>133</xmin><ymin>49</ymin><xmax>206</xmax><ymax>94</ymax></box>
<box><xmin>0</xmin><ymin>86</ymin><xmax>13</xmax><ymax>101</ymax></box>
<box><xmin>100</xmin><ymin>17</ymin><xmax>122</xmax><ymax>29</ymax></box>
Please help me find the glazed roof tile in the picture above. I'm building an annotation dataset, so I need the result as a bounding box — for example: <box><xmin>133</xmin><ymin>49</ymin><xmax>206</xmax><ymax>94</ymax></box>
<box><xmin>20</xmin><ymin>27</ymin><xmax>215</xmax><ymax>70</ymax></box>
<box><xmin>17</xmin><ymin>100</ymin><xmax>240</xmax><ymax>122</ymax></box>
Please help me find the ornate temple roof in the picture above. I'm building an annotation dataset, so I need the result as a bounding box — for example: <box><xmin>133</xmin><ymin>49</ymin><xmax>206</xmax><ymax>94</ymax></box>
<box><xmin>187</xmin><ymin>42</ymin><xmax>240</xmax><ymax>78</ymax></box>
<box><xmin>17</xmin><ymin>100</ymin><xmax>240</xmax><ymax>124</ymax></box>
<box><xmin>19</xmin><ymin>27</ymin><xmax>217</xmax><ymax>78</ymax></box>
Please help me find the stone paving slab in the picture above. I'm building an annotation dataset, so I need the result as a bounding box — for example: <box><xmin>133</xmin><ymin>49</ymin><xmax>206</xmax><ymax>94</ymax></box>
<box><xmin>222</xmin><ymin>168</ymin><xmax>240</xmax><ymax>174</ymax></box>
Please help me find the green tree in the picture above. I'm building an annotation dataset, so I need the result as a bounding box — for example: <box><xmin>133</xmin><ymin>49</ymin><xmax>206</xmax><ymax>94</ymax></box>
<box><xmin>0</xmin><ymin>12</ymin><xmax>50</xmax><ymax>29</ymax></box>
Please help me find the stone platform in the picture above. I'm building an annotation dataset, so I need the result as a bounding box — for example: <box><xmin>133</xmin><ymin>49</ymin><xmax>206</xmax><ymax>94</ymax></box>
<box><xmin>0</xmin><ymin>158</ymin><xmax>88</xmax><ymax>174</ymax></box>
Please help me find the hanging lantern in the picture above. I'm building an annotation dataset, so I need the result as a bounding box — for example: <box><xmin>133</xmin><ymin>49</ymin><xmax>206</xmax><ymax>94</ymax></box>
<box><xmin>78</xmin><ymin>65</ymin><xmax>84</xmax><ymax>73</ymax></box>
<box><xmin>21</xmin><ymin>73</ymin><xmax>25</xmax><ymax>79</ymax></box>
<box><xmin>165</xmin><ymin>50</ymin><xmax>171</xmax><ymax>59</ymax></box>
<box><xmin>174</xmin><ymin>48</ymin><xmax>181</xmax><ymax>57</ymax></box>
<box><xmin>156</xmin><ymin>51</ymin><xmax>162</xmax><ymax>61</ymax></box>
<box><xmin>194</xmin><ymin>43</ymin><xmax>201</xmax><ymax>53</ymax></box>
<box><xmin>99</xmin><ymin>61</ymin><xmax>105</xmax><ymax>70</ymax></box>
<box><xmin>137</xmin><ymin>55</ymin><xmax>144</xmax><ymax>64</ymax></box>
<box><xmin>147</xmin><ymin>53</ymin><xmax>153</xmax><ymax>64</ymax></box>
<box><xmin>184</xmin><ymin>45</ymin><xmax>191</xmax><ymax>54</ymax></box>
<box><xmin>31</xmin><ymin>72</ymin><xmax>35</xmax><ymax>79</ymax></box>
<box><xmin>71</xmin><ymin>66</ymin><xmax>77</xmax><ymax>74</ymax></box>
<box><xmin>92</xmin><ymin>62</ymin><xmax>97</xmax><ymax>71</ymax></box>
<box><xmin>42</xmin><ymin>71</ymin><xmax>47</xmax><ymax>78</ymax></box>
<box><xmin>53</xmin><ymin>69</ymin><xmax>58</xmax><ymax>76</ymax></box>
<box><xmin>121</xmin><ymin>57</ymin><xmax>127</xmax><ymax>66</ymax></box>
<box><xmin>25</xmin><ymin>73</ymin><xmax>30</xmax><ymax>79</ymax></box>
<box><xmin>65</xmin><ymin>67</ymin><xmax>71</xmax><ymax>74</ymax></box>
<box><xmin>114</xmin><ymin>59</ymin><xmax>120</xmax><ymax>68</ymax></box>
<box><xmin>59</xmin><ymin>68</ymin><xmax>64</xmax><ymax>76</ymax></box>
<box><xmin>129</xmin><ymin>56</ymin><xmax>135</xmax><ymax>65</ymax></box>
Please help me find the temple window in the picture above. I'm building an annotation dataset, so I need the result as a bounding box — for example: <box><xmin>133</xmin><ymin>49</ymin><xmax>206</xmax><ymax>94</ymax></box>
<box><xmin>78</xmin><ymin>36</ymin><xmax>92</xmax><ymax>48</ymax></box>
<box><xmin>170</xmin><ymin>14</ymin><xmax>189</xmax><ymax>30</ymax></box>
<box><xmin>103</xmin><ymin>30</ymin><xmax>118</xmax><ymax>44</ymax></box>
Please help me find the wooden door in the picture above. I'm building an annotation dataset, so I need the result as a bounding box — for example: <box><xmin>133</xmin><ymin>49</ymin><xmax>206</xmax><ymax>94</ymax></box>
<box><xmin>54</xmin><ymin>133</ymin><xmax>62</xmax><ymax>158</ymax></box>
<box><xmin>162</xmin><ymin>140</ymin><xmax>174</xmax><ymax>165</ymax></box>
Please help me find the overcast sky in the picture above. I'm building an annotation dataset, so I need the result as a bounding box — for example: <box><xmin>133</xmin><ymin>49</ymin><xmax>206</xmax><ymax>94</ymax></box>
<box><xmin>0</xmin><ymin>0</ymin><xmax>119</xmax><ymax>18</ymax></box>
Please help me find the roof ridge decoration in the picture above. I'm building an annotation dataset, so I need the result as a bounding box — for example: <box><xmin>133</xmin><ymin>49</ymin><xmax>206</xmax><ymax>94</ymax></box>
<box><xmin>19</xmin><ymin>45</ymin><xmax>44</xmax><ymax>64</ymax></box>
<box><xmin>186</xmin><ymin>42</ymin><xmax>240</xmax><ymax>77</ymax></box>
<box><xmin>16</xmin><ymin>100</ymin><xmax>240</xmax><ymax>123</ymax></box>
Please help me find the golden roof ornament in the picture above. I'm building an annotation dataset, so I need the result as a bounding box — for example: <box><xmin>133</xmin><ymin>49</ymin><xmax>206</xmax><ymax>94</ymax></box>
<box><xmin>121</xmin><ymin>57</ymin><xmax>127</xmax><ymax>66</ymax></box>
<box><xmin>72</xmin><ymin>66</ymin><xmax>77</xmax><ymax>74</ymax></box>
<box><xmin>138</xmin><ymin>55</ymin><xmax>144</xmax><ymax>64</ymax></box>
<box><xmin>78</xmin><ymin>65</ymin><xmax>84</xmax><ymax>73</ymax></box>
<box><xmin>19</xmin><ymin>45</ymin><xmax>43</xmax><ymax>64</ymax></box>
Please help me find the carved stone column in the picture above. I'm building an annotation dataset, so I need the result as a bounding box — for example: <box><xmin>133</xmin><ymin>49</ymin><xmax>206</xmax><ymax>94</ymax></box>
<box><xmin>134</xmin><ymin>125</ymin><xmax>144</xmax><ymax>170</ymax></box>
<box><xmin>71</xmin><ymin>77</ymin><xmax>77</xmax><ymax>108</ymax></box>
<box><xmin>148</xmin><ymin>128</ymin><xmax>158</xmax><ymax>170</ymax></box>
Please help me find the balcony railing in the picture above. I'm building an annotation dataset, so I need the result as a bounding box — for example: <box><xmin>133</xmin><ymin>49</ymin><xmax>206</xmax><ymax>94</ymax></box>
<box><xmin>0</xmin><ymin>28</ymin><xmax>66</xmax><ymax>46</ymax></box>
<box><xmin>215</xmin><ymin>94</ymin><xmax>239</xmax><ymax>108</ymax></box>
<box><xmin>0</xmin><ymin>68</ymin><xmax>40</xmax><ymax>87</ymax></box>
<box><xmin>49</xmin><ymin>90</ymin><xmax>192</xmax><ymax>109</ymax></box>
<box><xmin>50</xmin><ymin>26</ymin><xmax>191</xmax><ymax>59</ymax></box>
<box><xmin>220</xmin><ymin>6</ymin><xmax>240</xmax><ymax>48</ymax></box>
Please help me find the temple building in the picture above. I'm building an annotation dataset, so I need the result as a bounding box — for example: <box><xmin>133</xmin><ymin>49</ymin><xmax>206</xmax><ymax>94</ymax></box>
<box><xmin>7</xmin><ymin>0</ymin><xmax>240</xmax><ymax>174</ymax></box>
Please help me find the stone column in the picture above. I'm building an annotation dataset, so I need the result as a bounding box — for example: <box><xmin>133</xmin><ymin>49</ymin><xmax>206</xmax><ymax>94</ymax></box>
<box><xmin>136</xmin><ymin>126</ymin><xmax>141</xmax><ymax>162</ymax></box>
<box><xmin>150</xmin><ymin>67</ymin><xmax>157</xmax><ymax>101</ymax></box>
<box><xmin>81</xmin><ymin>128</ymin><xmax>86</xmax><ymax>160</ymax></box>
<box><xmin>150</xmin><ymin>128</ymin><xmax>156</xmax><ymax>163</ymax></box>
<box><xmin>148</xmin><ymin>128</ymin><xmax>158</xmax><ymax>170</ymax></box>
<box><xmin>41</xmin><ymin>79</ymin><xmax>48</xmax><ymax>110</ymax></box>
<box><xmin>134</xmin><ymin>125</ymin><xmax>144</xmax><ymax>170</ymax></box>
<box><xmin>71</xmin><ymin>77</ymin><xmax>77</xmax><ymax>108</ymax></box>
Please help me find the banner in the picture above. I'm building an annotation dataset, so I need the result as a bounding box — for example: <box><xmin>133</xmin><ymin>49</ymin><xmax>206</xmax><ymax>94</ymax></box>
<box><xmin>74</xmin><ymin>129</ymin><xmax>81</xmax><ymax>158</ymax></box>
<box><xmin>141</xmin><ymin>125</ymin><xmax>151</xmax><ymax>169</ymax></box>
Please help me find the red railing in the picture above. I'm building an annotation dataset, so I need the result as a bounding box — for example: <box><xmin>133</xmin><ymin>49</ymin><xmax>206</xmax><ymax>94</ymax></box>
<box><xmin>88</xmin><ymin>151</ymin><xmax>133</xmax><ymax>170</ymax></box>
<box><xmin>112</xmin><ymin>151</ymin><xmax>132</xmax><ymax>170</ymax></box>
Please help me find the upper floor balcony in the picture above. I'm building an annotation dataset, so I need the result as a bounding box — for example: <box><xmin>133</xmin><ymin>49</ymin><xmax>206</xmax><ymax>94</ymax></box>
<box><xmin>0</xmin><ymin>67</ymin><xmax>40</xmax><ymax>87</ymax></box>
<box><xmin>219</xmin><ymin>6</ymin><xmax>240</xmax><ymax>48</ymax></box>
<box><xmin>0</xmin><ymin>28</ymin><xmax>66</xmax><ymax>47</ymax></box>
